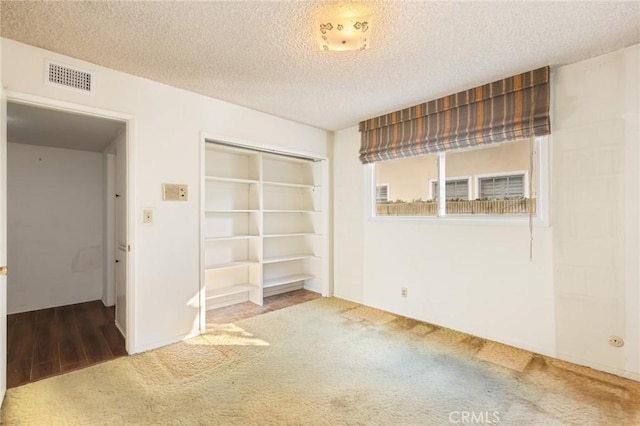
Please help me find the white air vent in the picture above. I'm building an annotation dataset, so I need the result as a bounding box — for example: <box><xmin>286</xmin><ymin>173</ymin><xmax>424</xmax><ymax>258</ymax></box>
<box><xmin>46</xmin><ymin>60</ymin><xmax>94</xmax><ymax>94</ymax></box>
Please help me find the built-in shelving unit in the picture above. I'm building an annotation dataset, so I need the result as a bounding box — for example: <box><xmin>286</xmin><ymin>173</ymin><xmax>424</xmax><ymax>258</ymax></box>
<box><xmin>203</xmin><ymin>142</ymin><xmax>327</xmax><ymax>310</ymax></box>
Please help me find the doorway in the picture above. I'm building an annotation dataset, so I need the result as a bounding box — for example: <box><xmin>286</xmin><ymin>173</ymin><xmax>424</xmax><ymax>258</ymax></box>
<box><xmin>5</xmin><ymin>100</ymin><xmax>129</xmax><ymax>387</ymax></box>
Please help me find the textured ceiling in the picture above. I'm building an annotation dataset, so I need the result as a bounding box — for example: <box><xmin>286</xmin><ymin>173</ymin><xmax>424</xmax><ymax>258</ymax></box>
<box><xmin>7</xmin><ymin>102</ymin><xmax>125</xmax><ymax>152</ymax></box>
<box><xmin>1</xmin><ymin>1</ymin><xmax>639</xmax><ymax>131</ymax></box>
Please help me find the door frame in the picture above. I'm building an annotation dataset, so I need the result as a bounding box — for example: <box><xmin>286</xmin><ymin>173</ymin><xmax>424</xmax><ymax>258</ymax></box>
<box><xmin>1</xmin><ymin>83</ymin><xmax>8</xmax><ymax>402</ymax></box>
<box><xmin>4</xmin><ymin>91</ymin><xmax>136</xmax><ymax>354</ymax></box>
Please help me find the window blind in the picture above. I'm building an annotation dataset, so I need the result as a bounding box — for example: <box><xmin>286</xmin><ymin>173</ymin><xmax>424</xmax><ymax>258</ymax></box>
<box><xmin>376</xmin><ymin>185</ymin><xmax>389</xmax><ymax>203</ymax></box>
<box><xmin>359</xmin><ymin>67</ymin><xmax>550</xmax><ymax>164</ymax></box>
<box><xmin>433</xmin><ymin>179</ymin><xmax>469</xmax><ymax>200</ymax></box>
<box><xmin>479</xmin><ymin>175</ymin><xmax>524</xmax><ymax>199</ymax></box>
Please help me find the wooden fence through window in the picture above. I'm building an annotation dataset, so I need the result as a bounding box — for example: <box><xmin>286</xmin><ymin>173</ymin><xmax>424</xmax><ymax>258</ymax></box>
<box><xmin>376</xmin><ymin>199</ymin><xmax>536</xmax><ymax>216</ymax></box>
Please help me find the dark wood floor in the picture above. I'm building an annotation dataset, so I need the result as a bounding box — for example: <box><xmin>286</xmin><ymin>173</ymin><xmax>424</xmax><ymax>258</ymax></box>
<box><xmin>7</xmin><ymin>300</ymin><xmax>127</xmax><ymax>388</ymax></box>
<box><xmin>7</xmin><ymin>291</ymin><xmax>317</xmax><ymax>388</ymax></box>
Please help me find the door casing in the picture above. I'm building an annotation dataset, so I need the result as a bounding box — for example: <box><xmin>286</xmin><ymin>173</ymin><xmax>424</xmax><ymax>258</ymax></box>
<box><xmin>4</xmin><ymin>91</ymin><xmax>136</xmax><ymax>354</ymax></box>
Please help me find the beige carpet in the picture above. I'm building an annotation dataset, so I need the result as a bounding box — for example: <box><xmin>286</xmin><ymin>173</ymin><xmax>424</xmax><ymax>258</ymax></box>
<box><xmin>2</xmin><ymin>298</ymin><xmax>639</xmax><ymax>425</ymax></box>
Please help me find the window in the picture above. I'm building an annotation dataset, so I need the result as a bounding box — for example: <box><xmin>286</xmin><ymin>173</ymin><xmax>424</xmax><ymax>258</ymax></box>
<box><xmin>478</xmin><ymin>175</ymin><xmax>525</xmax><ymax>199</ymax></box>
<box><xmin>373</xmin><ymin>138</ymin><xmax>540</xmax><ymax>218</ymax></box>
<box><xmin>431</xmin><ymin>179</ymin><xmax>470</xmax><ymax>200</ymax></box>
<box><xmin>375</xmin><ymin>154</ymin><xmax>438</xmax><ymax>216</ymax></box>
<box><xmin>376</xmin><ymin>185</ymin><xmax>389</xmax><ymax>203</ymax></box>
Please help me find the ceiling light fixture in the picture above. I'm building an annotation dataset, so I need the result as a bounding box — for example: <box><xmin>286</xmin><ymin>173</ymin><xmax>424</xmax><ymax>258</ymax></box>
<box><xmin>316</xmin><ymin>16</ymin><xmax>372</xmax><ymax>51</ymax></box>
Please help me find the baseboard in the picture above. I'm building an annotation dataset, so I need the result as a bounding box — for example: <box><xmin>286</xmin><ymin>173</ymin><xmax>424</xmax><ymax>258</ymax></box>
<box><xmin>332</xmin><ymin>292</ymin><xmax>363</xmax><ymax>305</ymax></box>
<box><xmin>133</xmin><ymin>329</ymin><xmax>201</xmax><ymax>354</ymax></box>
<box><xmin>471</xmin><ymin>334</ymin><xmax>556</xmax><ymax>360</ymax></box>
<box><xmin>101</xmin><ymin>296</ymin><xmax>115</xmax><ymax>308</ymax></box>
<box><xmin>206</xmin><ymin>292</ymin><xmax>249</xmax><ymax>310</ymax></box>
<box><xmin>556</xmin><ymin>352</ymin><xmax>640</xmax><ymax>382</ymax></box>
<box><xmin>8</xmin><ymin>296</ymin><xmax>105</xmax><ymax>315</ymax></box>
<box><xmin>114</xmin><ymin>320</ymin><xmax>126</xmax><ymax>339</ymax></box>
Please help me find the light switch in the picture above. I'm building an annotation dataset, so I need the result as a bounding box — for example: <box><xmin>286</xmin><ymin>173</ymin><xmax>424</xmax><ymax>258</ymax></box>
<box><xmin>163</xmin><ymin>183</ymin><xmax>188</xmax><ymax>201</ymax></box>
<box><xmin>143</xmin><ymin>209</ymin><xmax>153</xmax><ymax>224</ymax></box>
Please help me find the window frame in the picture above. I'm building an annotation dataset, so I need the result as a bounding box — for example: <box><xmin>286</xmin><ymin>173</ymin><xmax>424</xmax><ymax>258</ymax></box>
<box><xmin>368</xmin><ymin>136</ymin><xmax>549</xmax><ymax>225</ymax></box>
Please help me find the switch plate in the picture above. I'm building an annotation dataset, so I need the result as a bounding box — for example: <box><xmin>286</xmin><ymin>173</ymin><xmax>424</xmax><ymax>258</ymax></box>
<box><xmin>163</xmin><ymin>183</ymin><xmax>188</xmax><ymax>201</ymax></box>
<box><xmin>142</xmin><ymin>209</ymin><xmax>153</xmax><ymax>224</ymax></box>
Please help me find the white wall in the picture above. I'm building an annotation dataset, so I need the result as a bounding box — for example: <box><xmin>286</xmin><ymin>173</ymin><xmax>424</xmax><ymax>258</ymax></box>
<box><xmin>7</xmin><ymin>143</ymin><xmax>104</xmax><ymax>313</ymax></box>
<box><xmin>332</xmin><ymin>126</ymin><xmax>365</xmax><ymax>303</ymax></box>
<box><xmin>333</xmin><ymin>44</ymin><xmax>640</xmax><ymax>380</ymax></box>
<box><xmin>553</xmin><ymin>44</ymin><xmax>639</xmax><ymax>379</ymax></box>
<box><xmin>1</xmin><ymin>38</ymin><xmax>327</xmax><ymax>352</ymax></box>
<box><xmin>333</xmin><ymin>128</ymin><xmax>555</xmax><ymax>356</ymax></box>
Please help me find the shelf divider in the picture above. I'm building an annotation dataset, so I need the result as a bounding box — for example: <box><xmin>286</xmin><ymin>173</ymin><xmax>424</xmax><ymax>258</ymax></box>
<box><xmin>205</xmin><ymin>235</ymin><xmax>260</xmax><ymax>241</ymax></box>
<box><xmin>207</xmin><ymin>283</ymin><xmax>257</xmax><ymax>298</ymax></box>
<box><xmin>262</xmin><ymin>254</ymin><xmax>316</xmax><ymax>264</ymax></box>
<box><xmin>206</xmin><ymin>176</ymin><xmax>259</xmax><ymax>184</ymax></box>
<box><xmin>263</xmin><ymin>273</ymin><xmax>315</xmax><ymax>288</ymax></box>
<box><xmin>205</xmin><ymin>209</ymin><xmax>260</xmax><ymax>213</ymax></box>
<box><xmin>263</xmin><ymin>180</ymin><xmax>315</xmax><ymax>189</ymax></box>
<box><xmin>262</xmin><ymin>209</ymin><xmax>318</xmax><ymax>213</ymax></box>
<box><xmin>205</xmin><ymin>261</ymin><xmax>259</xmax><ymax>270</ymax></box>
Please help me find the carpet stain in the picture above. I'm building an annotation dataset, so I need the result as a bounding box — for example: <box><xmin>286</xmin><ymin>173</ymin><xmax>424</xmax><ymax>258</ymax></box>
<box><xmin>2</xmin><ymin>297</ymin><xmax>639</xmax><ymax>425</ymax></box>
<box><xmin>341</xmin><ymin>305</ymin><xmax>397</xmax><ymax>324</ymax></box>
<box><xmin>151</xmin><ymin>340</ymin><xmax>227</xmax><ymax>379</ymax></box>
<box><xmin>388</xmin><ymin>316</ymin><xmax>423</xmax><ymax>330</ymax></box>
<box><xmin>475</xmin><ymin>341</ymin><xmax>533</xmax><ymax>372</ymax></box>
<box><xmin>409</xmin><ymin>322</ymin><xmax>437</xmax><ymax>336</ymax></box>
<box><xmin>330</xmin><ymin>391</ymin><xmax>367</xmax><ymax>410</ymax></box>
<box><xmin>522</xmin><ymin>356</ymin><xmax>640</xmax><ymax>423</ymax></box>
<box><xmin>453</xmin><ymin>336</ymin><xmax>487</xmax><ymax>357</ymax></box>
<box><xmin>425</xmin><ymin>326</ymin><xmax>468</xmax><ymax>346</ymax></box>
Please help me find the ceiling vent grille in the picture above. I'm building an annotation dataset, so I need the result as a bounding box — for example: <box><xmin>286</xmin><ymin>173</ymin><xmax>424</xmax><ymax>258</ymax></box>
<box><xmin>46</xmin><ymin>60</ymin><xmax>94</xmax><ymax>94</ymax></box>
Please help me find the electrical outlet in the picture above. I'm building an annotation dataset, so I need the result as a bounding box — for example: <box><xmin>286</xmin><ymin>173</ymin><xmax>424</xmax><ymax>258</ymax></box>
<box><xmin>143</xmin><ymin>209</ymin><xmax>153</xmax><ymax>224</ymax></box>
<box><xmin>608</xmin><ymin>336</ymin><xmax>624</xmax><ymax>347</ymax></box>
<box><xmin>401</xmin><ymin>287</ymin><xmax>408</xmax><ymax>298</ymax></box>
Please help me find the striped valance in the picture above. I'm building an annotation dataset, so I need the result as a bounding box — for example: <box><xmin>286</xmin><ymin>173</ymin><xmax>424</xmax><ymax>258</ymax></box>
<box><xmin>359</xmin><ymin>66</ymin><xmax>550</xmax><ymax>164</ymax></box>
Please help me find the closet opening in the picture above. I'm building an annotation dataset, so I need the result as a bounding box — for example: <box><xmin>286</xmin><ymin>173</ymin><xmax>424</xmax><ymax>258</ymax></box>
<box><xmin>5</xmin><ymin>101</ymin><xmax>129</xmax><ymax>387</ymax></box>
<box><xmin>201</xmin><ymin>139</ymin><xmax>330</xmax><ymax>330</ymax></box>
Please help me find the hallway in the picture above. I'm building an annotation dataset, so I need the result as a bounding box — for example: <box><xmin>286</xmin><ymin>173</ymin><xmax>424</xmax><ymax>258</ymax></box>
<box><xmin>7</xmin><ymin>300</ymin><xmax>126</xmax><ymax>388</ymax></box>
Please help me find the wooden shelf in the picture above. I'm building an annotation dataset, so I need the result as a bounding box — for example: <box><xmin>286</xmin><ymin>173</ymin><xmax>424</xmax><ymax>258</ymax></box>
<box><xmin>262</xmin><ymin>232</ymin><xmax>317</xmax><ymax>238</ymax></box>
<box><xmin>205</xmin><ymin>210</ymin><xmax>259</xmax><ymax>213</ymax></box>
<box><xmin>207</xmin><ymin>283</ymin><xmax>257</xmax><ymax>298</ymax></box>
<box><xmin>263</xmin><ymin>180</ymin><xmax>315</xmax><ymax>189</ymax></box>
<box><xmin>262</xmin><ymin>254</ymin><xmax>315</xmax><ymax>264</ymax></box>
<box><xmin>262</xmin><ymin>209</ymin><xmax>318</xmax><ymax>213</ymax></box>
<box><xmin>263</xmin><ymin>273</ymin><xmax>315</xmax><ymax>288</ymax></box>
<box><xmin>204</xmin><ymin>235</ymin><xmax>259</xmax><ymax>241</ymax></box>
<box><xmin>205</xmin><ymin>176</ymin><xmax>259</xmax><ymax>185</ymax></box>
<box><xmin>205</xmin><ymin>261</ymin><xmax>259</xmax><ymax>270</ymax></box>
